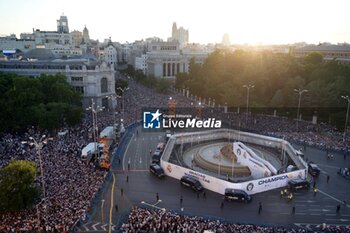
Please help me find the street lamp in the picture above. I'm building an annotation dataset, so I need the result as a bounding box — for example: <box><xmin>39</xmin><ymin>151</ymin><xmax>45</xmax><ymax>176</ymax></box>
<box><xmin>86</xmin><ymin>98</ymin><xmax>97</xmax><ymax>145</ymax></box>
<box><xmin>341</xmin><ymin>95</ymin><xmax>350</xmax><ymax>142</ymax></box>
<box><xmin>86</xmin><ymin>100</ymin><xmax>105</xmax><ymax>157</ymax></box>
<box><xmin>21</xmin><ymin>135</ymin><xmax>53</xmax><ymax>230</ymax></box>
<box><xmin>101</xmin><ymin>199</ymin><xmax>105</xmax><ymax>224</ymax></box>
<box><xmin>95</xmin><ymin>105</ymin><xmax>105</xmax><ymax>138</ymax></box>
<box><xmin>243</xmin><ymin>84</ymin><xmax>255</xmax><ymax>121</ymax></box>
<box><xmin>294</xmin><ymin>89</ymin><xmax>308</xmax><ymax>121</ymax></box>
<box><xmin>107</xmin><ymin>94</ymin><xmax>117</xmax><ymax>133</ymax></box>
<box><xmin>117</xmin><ymin>87</ymin><xmax>129</xmax><ymax>120</ymax></box>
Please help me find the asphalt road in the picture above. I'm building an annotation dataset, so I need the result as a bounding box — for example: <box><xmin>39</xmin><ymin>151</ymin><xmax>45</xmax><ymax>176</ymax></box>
<box><xmin>76</xmin><ymin>126</ymin><xmax>350</xmax><ymax>233</ymax></box>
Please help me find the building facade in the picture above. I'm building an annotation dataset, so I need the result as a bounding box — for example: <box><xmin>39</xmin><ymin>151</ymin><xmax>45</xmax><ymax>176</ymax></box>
<box><xmin>57</xmin><ymin>15</ymin><xmax>69</xmax><ymax>33</ymax></box>
<box><xmin>293</xmin><ymin>44</ymin><xmax>350</xmax><ymax>64</ymax></box>
<box><xmin>146</xmin><ymin>41</ymin><xmax>208</xmax><ymax>78</ymax></box>
<box><xmin>71</xmin><ymin>30</ymin><xmax>83</xmax><ymax>47</ymax></box>
<box><xmin>0</xmin><ymin>60</ymin><xmax>116</xmax><ymax>109</ymax></box>
<box><xmin>103</xmin><ymin>42</ymin><xmax>118</xmax><ymax>69</ymax></box>
<box><xmin>83</xmin><ymin>26</ymin><xmax>90</xmax><ymax>44</ymax></box>
<box><xmin>0</xmin><ymin>15</ymin><xmax>88</xmax><ymax>58</ymax></box>
<box><xmin>170</xmin><ymin>22</ymin><xmax>189</xmax><ymax>48</ymax></box>
<box><xmin>135</xmin><ymin>54</ymin><xmax>148</xmax><ymax>74</ymax></box>
<box><xmin>0</xmin><ymin>34</ymin><xmax>36</xmax><ymax>53</ymax></box>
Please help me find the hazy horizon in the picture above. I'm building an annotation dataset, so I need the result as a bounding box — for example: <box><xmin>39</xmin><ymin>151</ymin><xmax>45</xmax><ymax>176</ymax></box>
<box><xmin>1</xmin><ymin>0</ymin><xmax>350</xmax><ymax>45</ymax></box>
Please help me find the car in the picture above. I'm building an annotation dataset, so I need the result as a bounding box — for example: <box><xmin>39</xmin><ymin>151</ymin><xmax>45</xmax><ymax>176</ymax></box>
<box><xmin>224</xmin><ymin>188</ymin><xmax>252</xmax><ymax>203</ymax></box>
<box><xmin>180</xmin><ymin>176</ymin><xmax>203</xmax><ymax>192</ymax></box>
<box><xmin>149</xmin><ymin>163</ymin><xmax>165</xmax><ymax>178</ymax></box>
<box><xmin>337</xmin><ymin>167</ymin><xmax>350</xmax><ymax>180</ymax></box>
<box><xmin>152</xmin><ymin>151</ymin><xmax>161</xmax><ymax>164</ymax></box>
<box><xmin>288</xmin><ymin>178</ymin><xmax>310</xmax><ymax>192</ymax></box>
<box><xmin>308</xmin><ymin>163</ymin><xmax>321</xmax><ymax>177</ymax></box>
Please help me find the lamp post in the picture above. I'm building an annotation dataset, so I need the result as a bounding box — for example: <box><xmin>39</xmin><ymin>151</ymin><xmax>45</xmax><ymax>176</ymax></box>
<box><xmin>86</xmin><ymin>98</ymin><xmax>97</xmax><ymax>145</ymax></box>
<box><xmin>22</xmin><ymin>135</ymin><xmax>53</xmax><ymax>230</ymax></box>
<box><xmin>243</xmin><ymin>84</ymin><xmax>255</xmax><ymax>121</ymax></box>
<box><xmin>95</xmin><ymin>105</ymin><xmax>105</xmax><ymax>139</ymax></box>
<box><xmin>86</xmin><ymin>100</ymin><xmax>105</xmax><ymax>157</ymax></box>
<box><xmin>107</xmin><ymin>94</ymin><xmax>117</xmax><ymax>133</ymax></box>
<box><xmin>342</xmin><ymin>95</ymin><xmax>350</xmax><ymax>142</ymax></box>
<box><xmin>117</xmin><ymin>87</ymin><xmax>129</xmax><ymax>120</ymax></box>
<box><xmin>294</xmin><ymin>89</ymin><xmax>308</xmax><ymax>121</ymax></box>
<box><xmin>101</xmin><ymin>199</ymin><xmax>105</xmax><ymax>224</ymax></box>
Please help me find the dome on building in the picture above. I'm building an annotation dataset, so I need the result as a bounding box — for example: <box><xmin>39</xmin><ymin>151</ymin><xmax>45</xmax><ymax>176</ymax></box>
<box><xmin>23</xmin><ymin>48</ymin><xmax>55</xmax><ymax>60</ymax></box>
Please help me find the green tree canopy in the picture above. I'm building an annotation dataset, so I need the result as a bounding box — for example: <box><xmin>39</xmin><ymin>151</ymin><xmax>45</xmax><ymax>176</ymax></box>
<box><xmin>176</xmin><ymin>49</ymin><xmax>350</xmax><ymax>127</ymax></box>
<box><xmin>0</xmin><ymin>72</ymin><xmax>83</xmax><ymax>132</ymax></box>
<box><xmin>304</xmin><ymin>52</ymin><xmax>324</xmax><ymax>65</ymax></box>
<box><xmin>0</xmin><ymin>160</ymin><xmax>40</xmax><ymax>212</ymax></box>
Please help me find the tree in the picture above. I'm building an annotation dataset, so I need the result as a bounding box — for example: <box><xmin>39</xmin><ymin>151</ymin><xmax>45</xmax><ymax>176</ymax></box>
<box><xmin>0</xmin><ymin>73</ymin><xmax>83</xmax><ymax>133</ymax></box>
<box><xmin>269</xmin><ymin>90</ymin><xmax>285</xmax><ymax>107</ymax></box>
<box><xmin>155</xmin><ymin>79</ymin><xmax>171</xmax><ymax>93</ymax></box>
<box><xmin>175</xmin><ymin>72</ymin><xmax>189</xmax><ymax>89</ymax></box>
<box><xmin>304</xmin><ymin>52</ymin><xmax>323</xmax><ymax>65</ymax></box>
<box><xmin>173</xmin><ymin>48</ymin><xmax>350</xmax><ymax>125</ymax></box>
<box><xmin>0</xmin><ymin>160</ymin><xmax>40</xmax><ymax>212</ymax></box>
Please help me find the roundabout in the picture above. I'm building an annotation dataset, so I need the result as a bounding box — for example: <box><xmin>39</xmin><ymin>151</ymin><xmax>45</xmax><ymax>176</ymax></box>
<box><xmin>161</xmin><ymin>128</ymin><xmax>308</xmax><ymax>195</ymax></box>
<box><xmin>78</xmin><ymin>125</ymin><xmax>350</xmax><ymax>233</ymax></box>
<box><xmin>182</xmin><ymin>141</ymin><xmax>283</xmax><ymax>181</ymax></box>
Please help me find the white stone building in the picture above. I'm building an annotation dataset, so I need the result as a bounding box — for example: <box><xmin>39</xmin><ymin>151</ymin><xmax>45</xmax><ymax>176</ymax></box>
<box><xmin>57</xmin><ymin>15</ymin><xmax>69</xmax><ymax>33</ymax></box>
<box><xmin>70</xmin><ymin>30</ymin><xmax>83</xmax><ymax>47</ymax></box>
<box><xmin>169</xmin><ymin>22</ymin><xmax>189</xmax><ymax>48</ymax></box>
<box><xmin>1</xmin><ymin>15</ymin><xmax>86</xmax><ymax>58</ymax></box>
<box><xmin>0</xmin><ymin>34</ymin><xmax>36</xmax><ymax>53</ymax></box>
<box><xmin>103</xmin><ymin>41</ymin><xmax>118</xmax><ymax>69</ymax></box>
<box><xmin>146</xmin><ymin>41</ymin><xmax>209</xmax><ymax>78</ymax></box>
<box><xmin>0</xmin><ymin>59</ymin><xmax>116</xmax><ymax>109</ymax></box>
<box><xmin>83</xmin><ymin>26</ymin><xmax>90</xmax><ymax>44</ymax></box>
<box><xmin>135</xmin><ymin>54</ymin><xmax>148</xmax><ymax>74</ymax></box>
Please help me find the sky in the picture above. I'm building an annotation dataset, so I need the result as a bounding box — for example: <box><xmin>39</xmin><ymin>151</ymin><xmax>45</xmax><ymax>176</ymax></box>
<box><xmin>1</xmin><ymin>0</ymin><xmax>350</xmax><ymax>45</ymax></box>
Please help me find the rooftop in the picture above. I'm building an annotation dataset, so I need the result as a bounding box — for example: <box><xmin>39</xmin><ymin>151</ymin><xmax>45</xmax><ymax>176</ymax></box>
<box><xmin>297</xmin><ymin>44</ymin><xmax>350</xmax><ymax>52</ymax></box>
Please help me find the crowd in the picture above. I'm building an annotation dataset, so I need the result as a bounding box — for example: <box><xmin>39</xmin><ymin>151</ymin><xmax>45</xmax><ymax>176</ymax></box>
<box><xmin>124</xmin><ymin>78</ymin><xmax>350</xmax><ymax>154</ymax></box>
<box><xmin>122</xmin><ymin>206</ymin><xmax>350</xmax><ymax>233</ymax></box>
<box><xmin>0</xmin><ymin>125</ymin><xmax>107</xmax><ymax>232</ymax></box>
<box><xmin>0</xmin><ymin>75</ymin><xmax>349</xmax><ymax>232</ymax></box>
<box><xmin>0</xmin><ymin>77</ymin><xmax>192</xmax><ymax>232</ymax></box>
<box><xmin>196</xmin><ymin>101</ymin><xmax>350</xmax><ymax>154</ymax></box>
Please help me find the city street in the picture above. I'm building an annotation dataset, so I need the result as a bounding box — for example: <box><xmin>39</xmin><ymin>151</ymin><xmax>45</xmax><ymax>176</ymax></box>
<box><xmin>77</xmin><ymin>126</ymin><xmax>350</xmax><ymax>232</ymax></box>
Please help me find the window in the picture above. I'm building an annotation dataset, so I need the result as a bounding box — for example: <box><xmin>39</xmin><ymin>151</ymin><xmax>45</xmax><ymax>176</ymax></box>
<box><xmin>71</xmin><ymin>77</ymin><xmax>83</xmax><ymax>82</ymax></box>
<box><xmin>74</xmin><ymin>86</ymin><xmax>84</xmax><ymax>94</ymax></box>
<box><xmin>163</xmin><ymin>63</ymin><xmax>166</xmax><ymax>76</ymax></box>
<box><xmin>101</xmin><ymin>77</ymin><xmax>108</xmax><ymax>93</ymax></box>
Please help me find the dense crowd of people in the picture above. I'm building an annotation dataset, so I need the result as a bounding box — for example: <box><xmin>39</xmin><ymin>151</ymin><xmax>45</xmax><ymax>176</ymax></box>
<box><xmin>0</xmin><ymin>125</ymin><xmax>107</xmax><ymax>232</ymax></box>
<box><xmin>0</xmin><ymin>75</ymin><xmax>349</xmax><ymax>232</ymax></box>
<box><xmin>0</xmin><ymin>77</ymin><xmax>193</xmax><ymax>232</ymax></box>
<box><xmin>122</xmin><ymin>206</ymin><xmax>350</xmax><ymax>233</ymax></box>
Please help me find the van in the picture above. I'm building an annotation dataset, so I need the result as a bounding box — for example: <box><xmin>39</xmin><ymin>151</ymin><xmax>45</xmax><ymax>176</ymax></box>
<box><xmin>288</xmin><ymin>178</ymin><xmax>310</xmax><ymax>191</ymax></box>
<box><xmin>224</xmin><ymin>189</ymin><xmax>252</xmax><ymax>203</ymax></box>
<box><xmin>149</xmin><ymin>163</ymin><xmax>165</xmax><ymax>178</ymax></box>
<box><xmin>180</xmin><ymin>176</ymin><xmax>203</xmax><ymax>192</ymax></box>
<box><xmin>308</xmin><ymin>163</ymin><xmax>321</xmax><ymax>177</ymax></box>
